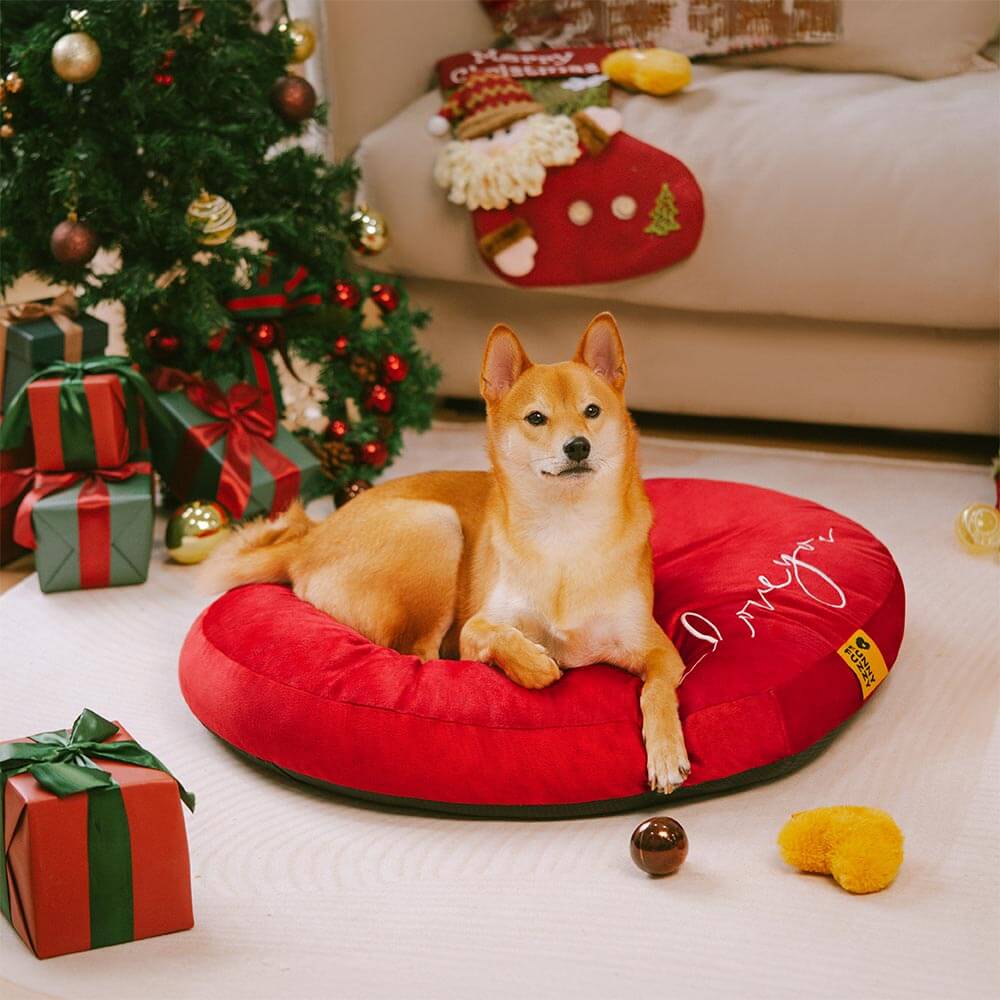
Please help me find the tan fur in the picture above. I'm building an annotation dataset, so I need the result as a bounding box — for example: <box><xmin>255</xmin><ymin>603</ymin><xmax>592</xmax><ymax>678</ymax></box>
<box><xmin>205</xmin><ymin>313</ymin><xmax>691</xmax><ymax>792</ymax></box>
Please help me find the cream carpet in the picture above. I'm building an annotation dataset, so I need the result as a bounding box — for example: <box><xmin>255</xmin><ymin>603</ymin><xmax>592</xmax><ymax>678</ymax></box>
<box><xmin>2</xmin><ymin>422</ymin><xmax>997</xmax><ymax>1000</ymax></box>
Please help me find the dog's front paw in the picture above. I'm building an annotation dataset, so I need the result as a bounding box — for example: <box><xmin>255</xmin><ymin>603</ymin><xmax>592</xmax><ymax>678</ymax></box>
<box><xmin>502</xmin><ymin>638</ymin><xmax>562</xmax><ymax>690</ymax></box>
<box><xmin>645</xmin><ymin>737</ymin><xmax>691</xmax><ymax>795</ymax></box>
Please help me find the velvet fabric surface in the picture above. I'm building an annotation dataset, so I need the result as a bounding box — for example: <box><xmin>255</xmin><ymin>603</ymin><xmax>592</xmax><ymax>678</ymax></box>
<box><xmin>179</xmin><ymin>477</ymin><xmax>904</xmax><ymax>814</ymax></box>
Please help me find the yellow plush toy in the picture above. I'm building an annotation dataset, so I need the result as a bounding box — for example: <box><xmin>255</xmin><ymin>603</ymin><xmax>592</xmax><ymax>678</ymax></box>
<box><xmin>778</xmin><ymin>806</ymin><xmax>904</xmax><ymax>894</ymax></box>
<box><xmin>601</xmin><ymin>48</ymin><xmax>692</xmax><ymax>96</ymax></box>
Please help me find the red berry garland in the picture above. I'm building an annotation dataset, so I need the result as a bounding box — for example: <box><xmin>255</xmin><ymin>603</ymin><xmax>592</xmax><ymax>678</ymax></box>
<box><xmin>370</xmin><ymin>283</ymin><xmax>400</xmax><ymax>312</ymax></box>
<box><xmin>245</xmin><ymin>319</ymin><xmax>282</xmax><ymax>351</ymax></box>
<box><xmin>365</xmin><ymin>384</ymin><xmax>393</xmax><ymax>414</ymax></box>
<box><xmin>145</xmin><ymin>326</ymin><xmax>181</xmax><ymax>360</ymax></box>
<box><xmin>326</xmin><ymin>419</ymin><xmax>348</xmax><ymax>440</ymax></box>
<box><xmin>383</xmin><ymin>354</ymin><xmax>408</xmax><ymax>382</ymax></box>
<box><xmin>154</xmin><ymin>49</ymin><xmax>176</xmax><ymax>86</ymax></box>
<box><xmin>332</xmin><ymin>280</ymin><xmax>361</xmax><ymax>309</ymax></box>
<box><xmin>359</xmin><ymin>440</ymin><xmax>388</xmax><ymax>467</ymax></box>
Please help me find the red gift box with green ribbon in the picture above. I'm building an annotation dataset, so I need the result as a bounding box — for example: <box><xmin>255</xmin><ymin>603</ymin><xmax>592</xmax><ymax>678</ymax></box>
<box><xmin>151</xmin><ymin>349</ymin><xmax>322</xmax><ymax>519</ymax></box>
<box><xmin>0</xmin><ymin>356</ymin><xmax>165</xmax><ymax>472</ymax></box>
<box><xmin>1</xmin><ymin>709</ymin><xmax>194</xmax><ymax>959</ymax></box>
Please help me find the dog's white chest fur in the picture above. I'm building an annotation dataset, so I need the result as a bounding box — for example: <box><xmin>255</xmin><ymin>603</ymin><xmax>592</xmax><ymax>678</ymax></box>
<box><xmin>482</xmin><ymin>508</ymin><xmax>649</xmax><ymax>671</ymax></box>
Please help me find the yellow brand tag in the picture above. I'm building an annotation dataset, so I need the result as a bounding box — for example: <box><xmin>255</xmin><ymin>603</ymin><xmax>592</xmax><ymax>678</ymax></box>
<box><xmin>838</xmin><ymin>629</ymin><xmax>889</xmax><ymax>699</ymax></box>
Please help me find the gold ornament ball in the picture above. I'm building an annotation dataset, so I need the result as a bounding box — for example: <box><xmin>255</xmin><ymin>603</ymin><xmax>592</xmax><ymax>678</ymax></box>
<box><xmin>955</xmin><ymin>503</ymin><xmax>1000</xmax><ymax>553</ymax></box>
<box><xmin>5</xmin><ymin>71</ymin><xmax>24</xmax><ymax>94</ymax></box>
<box><xmin>0</xmin><ymin>124</ymin><xmax>13</xmax><ymax>140</ymax></box>
<box><xmin>282</xmin><ymin>18</ymin><xmax>317</xmax><ymax>62</ymax></box>
<box><xmin>186</xmin><ymin>190</ymin><xmax>237</xmax><ymax>245</ymax></box>
<box><xmin>51</xmin><ymin>31</ymin><xmax>103</xmax><ymax>84</ymax></box>
<box><xmin>166</xmin><ymin>500</ymin><xmax>232</xmax><ymax>565</ymax></box>
<box><xmin>350</xmin><ymin>204</ymin><xmax>389</xmax><ymax>256</ymax></box>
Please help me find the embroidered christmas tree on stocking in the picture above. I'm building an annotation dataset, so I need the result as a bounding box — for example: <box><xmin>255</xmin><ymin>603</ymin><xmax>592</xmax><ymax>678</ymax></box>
<box><xmin>430</xmin><ymin>69</ymin><xmax>704</xmax><ymax>287</ymax></box>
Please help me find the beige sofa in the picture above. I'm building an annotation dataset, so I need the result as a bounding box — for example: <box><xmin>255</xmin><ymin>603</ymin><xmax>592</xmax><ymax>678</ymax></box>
<box><xmin>324</xmin><ymin>1</ymin><xmax>999</xmax><ymax>435</ymax></box>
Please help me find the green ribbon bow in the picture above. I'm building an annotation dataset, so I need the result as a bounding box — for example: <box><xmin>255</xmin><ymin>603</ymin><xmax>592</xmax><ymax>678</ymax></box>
<box><xmin>0</xmin><ymin>356</ymin><xmax>167</xmax><ymax>455</ymax></box>
<box><xmin>0</xmin><ymin>709</ymin><xmax>194</xmax><ymax>951</ymax></box>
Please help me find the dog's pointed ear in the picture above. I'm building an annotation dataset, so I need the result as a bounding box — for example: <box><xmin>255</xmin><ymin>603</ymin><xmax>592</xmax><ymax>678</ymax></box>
<box><xmin>574</xmin><ymin>312</ymin><xmax>626</xmax><ymax>392</ymax></box>
<box><xmin>481</xmin><ymin>323</ymin><xmax>532</xmax><ymax>404</ymax></box>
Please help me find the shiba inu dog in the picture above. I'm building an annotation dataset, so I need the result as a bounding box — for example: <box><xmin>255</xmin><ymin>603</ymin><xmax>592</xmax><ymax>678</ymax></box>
<box><xmin>206</xmin><ymin>313</ymin><xmax>690</xmax><ymax>792</ymax></box>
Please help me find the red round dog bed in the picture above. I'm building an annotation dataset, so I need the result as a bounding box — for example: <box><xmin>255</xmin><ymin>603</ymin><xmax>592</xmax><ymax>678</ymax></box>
<box><xmin>179</xmin><ymin>479</ymin><xmax>905</xmax><ymax>817</ymax></box>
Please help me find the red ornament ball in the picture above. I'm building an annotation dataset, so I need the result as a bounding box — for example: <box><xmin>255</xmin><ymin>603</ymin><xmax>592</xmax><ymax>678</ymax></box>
<box><xmin>154</xmin><ymin>49</ymin><xmax>175</xmax><ymax>86</ymax></box>
<box><xmin>326</xmin><ymin>419</ymin><xmax>348</xmax><ymax>441</ymax></box>
<box><xmin>630</xmin><ymin>816</ymin><xmax>688</xmax><ymax>877</ymax></box>
<box><xmin>245</xmin><ymin>320</ymin><xmax>282</xmax><ymax>351</ymax></box>
<box><xmin>332</xmin><ymin>280</ymin><xmax>361</xmax><ymax>309</ymax></box>
<box><xmin>383</xmin><ymin>354</ymin><xmax>409</xmax><ymax>383</ymax></box>
<box><xmin>50</xmin><ymin>218</ymin><xmax>99</xmax><ymax>265</ymax></box>
<box><xmin>206</xmin><ymin>329</ymin><xmax>227</xmax><ymax>352</ymax></box>
<box><xmin>370</xmin><ymin>282</ymin><xmax>400</xmax><ymax>313</ymax></box>
<box><xmin>359</xmin><ymin>440</ymin><xmax>388</xmax><ymax>468</ymax></box>
<box><xmin>145</xmin><ymin>327</ymin><xmax>181</xmax><ymax>361</ymax></box>
<box><xmin>271</xmin><ymin>75</ymin><xmax>317</xmax><ymax>122</ymax></box>
<box><xmin>332</xmin><ymin>334</ymin><xmax>350</xmax><ymax>357</ymax></box>
<box><xmin>365</xmin><ymin>384</ymin><xmax>394</xmax><ymax>414</ymax></box>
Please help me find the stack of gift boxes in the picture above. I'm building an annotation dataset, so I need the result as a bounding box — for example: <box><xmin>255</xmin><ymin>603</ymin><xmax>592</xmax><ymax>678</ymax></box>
<box><xmin>0</xmin><ymin>294</ymin><xmax>322</xmax><ymax>592</ymax></box>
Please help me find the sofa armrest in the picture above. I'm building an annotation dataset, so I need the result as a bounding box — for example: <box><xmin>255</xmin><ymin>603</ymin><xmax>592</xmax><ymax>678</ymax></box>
<box><xmin>323</xmin><ymin>0</ymin><xmax>494</xmax><ymax>158</ymax></box>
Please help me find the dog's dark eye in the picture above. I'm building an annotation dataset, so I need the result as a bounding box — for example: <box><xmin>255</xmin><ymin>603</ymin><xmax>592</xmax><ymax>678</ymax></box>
<box><xmin>525</xmin><ymin>411</ymin><xmax>547</xmax><ymax>426</ymax></box>
<box><xmin>584</xmin><ymin>404</ymin><xmax>601</xmax><ymax>419</ymax></box>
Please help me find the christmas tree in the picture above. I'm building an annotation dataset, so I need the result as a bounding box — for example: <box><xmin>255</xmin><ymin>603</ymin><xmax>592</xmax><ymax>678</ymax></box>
<box><xmin>644</xmin><ymin>181</ymin><xmax>681</xmax><ymax>236</ymax></box>
<box><xmin>0</xmin><ymin>0</ymin><xmax>439</xmax><ymax>503</ymax></box>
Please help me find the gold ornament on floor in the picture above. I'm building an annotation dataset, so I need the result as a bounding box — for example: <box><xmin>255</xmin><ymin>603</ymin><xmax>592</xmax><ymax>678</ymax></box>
<box><xmin>51</xmin><ymin>31</ymin><xmax>102</xmax><ymax>83</ymax></box>
<box><xmin>166</xmin><ymin>500</ymin><xmax>232</xmax><ymax>564</ymax></box>
<box><xmin>954</xmin><ymin>503</ymin><xmax>1000</xmax><ymax>553</ymax></box>
<box><xmin>349</xmin><ymin>204</ymin><xmax>389</xmax><ymax>256</ymax></box>
<box><xmin>279</xmin><ymin>17</ymin><xmax>317</xmax><ymax>62</ymax></box>
<box><xmin>186</xmin><ymin>190</ymin><xmax>237</xmax><ymax>245</ymax></box>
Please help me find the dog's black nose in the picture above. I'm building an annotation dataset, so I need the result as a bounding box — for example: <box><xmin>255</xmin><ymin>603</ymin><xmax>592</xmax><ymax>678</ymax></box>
<box><xmin>563</xmin><ymin>436</ymin><xmax>591</xmax><ymax>463</ymax></box>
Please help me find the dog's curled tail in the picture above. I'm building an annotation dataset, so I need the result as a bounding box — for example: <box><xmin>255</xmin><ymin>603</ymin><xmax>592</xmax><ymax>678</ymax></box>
<box><xmin>200</xmin><ymin>500</ymin><xmax>313</xmax><ymax>593</ymax></box>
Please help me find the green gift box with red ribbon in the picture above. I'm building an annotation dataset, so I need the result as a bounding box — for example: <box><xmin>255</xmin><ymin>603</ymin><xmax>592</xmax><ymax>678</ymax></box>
<box><xmin>0</xmin><ymin>356</ymin><xmax>165</xmax><ymax>473</ymax></box>
<box><xmin>1</xmin><ymin>709</ymin><xmax>194</xmax><ymax>959</ymax></box>
<box><xmin>12</xmin><ymin>462</ymin><xmax>154</xmax><ymax>593</ymax></box>
<box><xmin>150</xmin><ymin>349</ymin><xmax>321</xmax><ymax>520</ymax></box>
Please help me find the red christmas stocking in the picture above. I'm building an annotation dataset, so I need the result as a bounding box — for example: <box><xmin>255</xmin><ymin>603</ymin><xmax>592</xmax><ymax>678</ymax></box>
<box><xmin>471</xmin><ymin>108</ymin><xmax>704</xmax><ymax>287</ymax></box>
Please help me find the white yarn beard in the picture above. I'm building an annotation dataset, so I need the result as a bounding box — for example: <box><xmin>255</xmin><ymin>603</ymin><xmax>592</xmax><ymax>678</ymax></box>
<box><xmin>433</xmin><ymin>114</ymin><xmax>582</xmax><ymax>211</ymax></box>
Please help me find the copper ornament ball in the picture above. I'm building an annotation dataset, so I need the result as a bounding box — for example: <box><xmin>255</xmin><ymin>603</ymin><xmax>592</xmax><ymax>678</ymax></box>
<box><xmin>630</xmin><ymin>816</ymin><xmax>688</xmax><ymax>877</ymax></box>
<box><xmin>50</xmin><ymin>218</ymin><xmax>99</xmax><ymax>265</ymax></box>
<box><xmin>51</xmin><ymin>31</ymin><xmax>103</xmax><ymax>84</ymax></box>
<box><xmin>0</xmin><ymin>123</ymin><xmax>14</xmax><ymax>140</ymax></box>
<box><xmin>271</xmin><ymin>75</ymin><xmax>317</xmax><ymax>122</ymax></box>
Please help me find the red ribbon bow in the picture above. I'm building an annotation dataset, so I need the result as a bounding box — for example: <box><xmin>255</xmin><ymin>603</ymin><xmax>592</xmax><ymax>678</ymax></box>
<box><xmin>13</xmin><ymin>461</ymin><xmax>152</xmax><ymax>588</ymax></box>
<box><xmin>152</xmin><ymin>368</ymin><xmax>299</xmax><ymax>519</ymax></box>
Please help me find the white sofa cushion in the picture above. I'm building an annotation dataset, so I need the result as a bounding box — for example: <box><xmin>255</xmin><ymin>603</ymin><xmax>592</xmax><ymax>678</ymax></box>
<box><xmin>358</xmin><ymin>65</ymin><xmax>999</xmax><ymax>330</ymax></box>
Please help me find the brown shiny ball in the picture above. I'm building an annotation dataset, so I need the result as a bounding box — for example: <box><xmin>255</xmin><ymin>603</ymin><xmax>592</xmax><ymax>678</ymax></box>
<box><xmin>271</xmin><ymin>75</ymin><xmax>316</xmax><ymax>122</ymax></box>
<box><xmin>335</xmin><ymin>479</ymin><xmax>372</xmax><ymax>507</ymax></box>
<box><xmin>630</xmin><ymin>816</ymin><xmax>688</xmax><ymax>877</ymax></box>
<box><xmin>50</xmin><ymin>218</ymin><xmax>99</xmax><ymax>265</ymax></box>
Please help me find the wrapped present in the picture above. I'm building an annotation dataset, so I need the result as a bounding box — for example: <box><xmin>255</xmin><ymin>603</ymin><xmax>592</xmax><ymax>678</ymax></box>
<box><xmin>0</xmin><ymin>357</ymin><xmax>164</xmax><ymax>472</ymax></box>
<box><xmin>151</xmin><ymin>349</ymin><xmax>322</xmax><ymax>520</ymax></box>
<box><xmin>0</xmin><ymin>441</ymin><xmax>34</xmax><ymax>566</ymax></box>
<box><xmin>0</xmin><ymin>291</ymin><xmax>108</xmax><ymax>413</ymax></box>
<box><xmin>0</xmin><ymin>709</ymin><xmax>194</xmax><ymax>959</ymax></box>
<box><xmin>13</xmin><ymin>462</ymin><xmax>154</xmax><ymax>592</ymax></box>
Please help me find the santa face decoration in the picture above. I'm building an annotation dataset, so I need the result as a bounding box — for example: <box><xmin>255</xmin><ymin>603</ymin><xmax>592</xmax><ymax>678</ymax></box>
<box><xmin>430</xmin><ymin>71</ymin><xmax>704</xmax><ymax>286</ymax></box>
